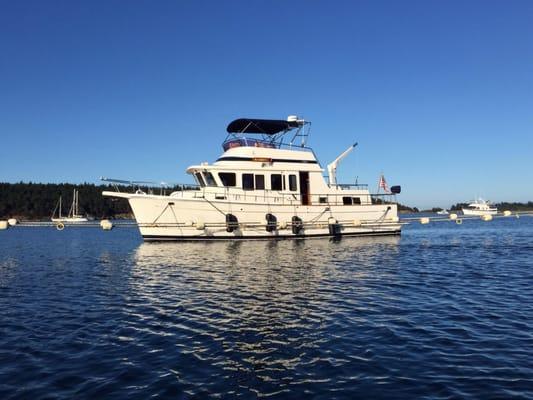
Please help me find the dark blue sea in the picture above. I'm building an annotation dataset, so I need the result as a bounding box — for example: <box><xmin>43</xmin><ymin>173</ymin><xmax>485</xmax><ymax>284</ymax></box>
<box><xmin>1</xmin><ymin>217</ymin><xmax>532</xmax><ymax>399</ymax></box>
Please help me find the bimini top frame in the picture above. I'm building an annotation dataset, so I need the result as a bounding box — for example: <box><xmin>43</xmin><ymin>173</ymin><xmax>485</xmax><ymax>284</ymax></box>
<box><xmin>223</xmin><ymin>116</ymin><xmax>311</xmax><ymax>151</ymax></box>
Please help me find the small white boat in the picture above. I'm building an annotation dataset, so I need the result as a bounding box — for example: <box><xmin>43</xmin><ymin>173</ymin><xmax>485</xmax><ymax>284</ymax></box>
<box><xmin>51</xmin><ymin>189</ymin><xmax>89</xmax><ymax>223</ymax></box>
<box><xmin>436</xmin><ymin>209</ymin><xmax>449</xmax><ymax>215</ymax></box>
<box><xmin>462</xmin><ymin>198</ymin><xmax>498</xmax><ymax>216</ymax></box>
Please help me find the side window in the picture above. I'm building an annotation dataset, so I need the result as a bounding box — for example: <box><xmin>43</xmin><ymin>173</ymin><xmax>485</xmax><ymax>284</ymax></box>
<box><xmin>204</xmin><ymin>172</ymin><xmax>217</xmax><ymax>187</ymax></box>
<box><xmin>343</xmin><ymin>196</ymin><xmax>353</xmax><ymax>205</ymax></box>
<box><xmin>195</xmin><ymin>172</ymin><xmax>206</xmax><ymax>187</ymax></box>
<box><xmin>289</xmin><ymin>175</ymin><xmax>297</xmax><ymax>191</ymax></box>
<box><xmin>242</xmin><ymin>174</ymin><xmax>254</xmax><ymax>190</ymax></box>
<box><xmin>353</xmin><ymin>197</ymin><xmax>361</xmax><ymax>205</ymax></box>
<box><xmin>218</xmin><ymin>173</ymin><xmax>236</xmax><ymax>187</ymax></box>
<box><xmin>271</xmin><ymin>174</ymin><xmax>282</xmax><ymax>191</ymax></box>
<box><xmin>255</xmin><ymin>175</ymin><xmax>265</xmax><ymax>190</ymax></box>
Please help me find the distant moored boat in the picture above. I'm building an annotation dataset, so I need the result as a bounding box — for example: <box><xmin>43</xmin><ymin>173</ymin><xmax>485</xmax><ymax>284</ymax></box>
<box><xmin>462</xmin><ymin>198</ymin><xmax>498</xmax><ymax>216</ymax></box>
<box><xmin>51</xmin><ymin>189</ymin><xmax>89</xmax><ymax>223</ymax></box>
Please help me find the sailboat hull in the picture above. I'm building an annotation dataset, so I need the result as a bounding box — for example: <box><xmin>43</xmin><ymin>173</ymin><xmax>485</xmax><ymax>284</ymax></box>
<box><xmin>51</xmin><ymin>217</ymin><xmax>89</xmax><ymax>223</ymax></box>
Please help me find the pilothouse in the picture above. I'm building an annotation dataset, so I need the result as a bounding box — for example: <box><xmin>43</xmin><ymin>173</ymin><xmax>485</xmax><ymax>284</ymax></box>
<box><xmin>103</xmin><ymin>116</ymin><xmax>402</xmax><ymax>240</ymax></box>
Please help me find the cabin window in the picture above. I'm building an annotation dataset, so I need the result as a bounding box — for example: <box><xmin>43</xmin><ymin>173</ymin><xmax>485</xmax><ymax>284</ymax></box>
<box><xmin>319</xmin><ymin>197</ymin><xmax>327</xmax><ymax>204</ymax></box>
<box><xmin>195</xmin><ymin>172</ymin><xmax>206</xmax><ymax>187</ymax></box>
<box><xmin>204</xmin><ymin>172</ymin><xmax>217</xmax><ymax>187</ymax></box>
<box><xmin>353</xmin><ymin>197</ymin><xmax>361</xmax><ymax>205</ymax></box>
<box><xmin>271</xmin><ymin>174</ymin><xmax>282</xmax><ymax>191</ymax></box>
<box><xmin>289</xmin><ymin>175</ymin><xmax>297</xmax><ymax>191</ymax></box>
<box><xmin>219</xmin><ymin>172</ymin><xmax>236</xmax><ymax>187</ymax></box>
<box><xmin>255</xmin><ymin>175</ymin><xmax>265</xmax><ymax>190</ymax></box>
<box><xmin>343</xmin><ymin>196</ymin><xmax>353</xmax><ymax>205</ymax></box>
<box><xmin>242</xmin><ymin>174</ymin><xmax>254</xmax><ymax>190</ymax></box>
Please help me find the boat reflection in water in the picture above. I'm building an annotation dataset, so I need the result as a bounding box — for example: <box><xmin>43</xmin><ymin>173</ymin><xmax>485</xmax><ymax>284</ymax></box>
<box><xmin>132</xmin><ymin>236</ymin><xmax>401</xmax><ymax>289</ymax></box>
<box><xmin>127</xmin><ymin>236</ymin><xmax>400</xmax><ymax>396</ymax></box>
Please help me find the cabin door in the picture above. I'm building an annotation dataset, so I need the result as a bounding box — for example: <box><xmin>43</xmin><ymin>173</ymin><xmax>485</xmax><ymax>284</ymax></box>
<box><xmin>299</xmin><ymin>171</ymin><xmax>310</xmax><ymax>205</ymax></box>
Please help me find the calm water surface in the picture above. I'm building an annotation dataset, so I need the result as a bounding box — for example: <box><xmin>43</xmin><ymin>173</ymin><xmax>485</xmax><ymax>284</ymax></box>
<box><xmin>1</xmin><ymin>218</ymin><xmax>532</xmax><ymax>399</ymax></box>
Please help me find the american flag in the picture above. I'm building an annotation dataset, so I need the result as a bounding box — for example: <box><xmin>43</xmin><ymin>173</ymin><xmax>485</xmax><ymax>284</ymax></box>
<box><xmin>379</xmin><ymin>174</ymin><xmax>390</xmax><ymax>193</ymax></box>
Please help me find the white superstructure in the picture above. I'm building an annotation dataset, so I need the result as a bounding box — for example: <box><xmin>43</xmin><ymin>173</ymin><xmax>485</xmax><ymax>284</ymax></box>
<box><xmin>103</xmin><ymin>116</ymin><xmax>402</xmax><ymax>241</ymax></box>
<box><xmin>462</xmin><ymin>198</ymin><xmax>498</xmax><ymax>216</ymax></box>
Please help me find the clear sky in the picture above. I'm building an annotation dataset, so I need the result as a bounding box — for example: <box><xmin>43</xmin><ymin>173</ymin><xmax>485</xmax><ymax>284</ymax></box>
<box><xmin>1</xmin><ymin>0</ymin><xmax>532</xmax><ymax>209</ymax></box>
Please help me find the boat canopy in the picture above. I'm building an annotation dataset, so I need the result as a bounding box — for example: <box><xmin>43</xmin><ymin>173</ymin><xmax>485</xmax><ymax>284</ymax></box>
<box><xmin>226</xmin><ymin>118</ymin><xmax>300</xmax><ymax>135</ymax></box>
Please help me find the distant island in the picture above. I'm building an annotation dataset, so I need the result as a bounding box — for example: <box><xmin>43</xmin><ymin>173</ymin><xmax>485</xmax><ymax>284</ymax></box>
<box><xmin>1</xmin><ymin>182</ymin><xmax>531</xmax><ymax>220</ymax></box>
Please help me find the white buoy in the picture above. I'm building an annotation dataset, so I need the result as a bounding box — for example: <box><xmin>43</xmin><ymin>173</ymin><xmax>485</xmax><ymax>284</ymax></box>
<box><xmin>7</xmin><ymin>218</ymin><xmax>18</xmax><ymax>226</ymax></box>
<box><xmin>56</xmin><ymin>222</ymin><xmax>65</xmax><ymax>231</ymax></box>
<box><xmin>503</xmin><ymin>210</ymin><xmax>512</xmax><ymax>217</ymax></box>
<box><xmin>481</xmin><ymin>214</ymin><xmax>493</xmax><ymax>222</ymax></box>
<box><xmin>196</xmin><ymin>221</ymin><xmax>205</xmax><ymax>230</ymax></box>
<box><xmin>449</xmin><ymin>213</ymin><xmax>458</xmax><ymax>220</ymax></box>
<box><xmin>456</xmin><ymin>218</ymin><xmax>462</xmax><ymax>225</ymax></box>
<box><xmin>353</xmin><ymin>219</ymin><xmax>362</xmax><ymax>227</ymax></box>
<box><xmin>0</xmin><ymin>221</ymin><xmax>9</xmax><ymax>230</ymax></box>
<box><xmin>100</xmin><ymin>219</ymin><xmax>114</xmax><ymax>230</ymax></box>
<box><xmin>420</xmin><ymin>217</ymin><xmax>430</xmax><ymax>225</ymax></box>
<box><xmin>279</xmin><ymin>221</ymin><xmax>287</xmax><ymax>229</ymax></box>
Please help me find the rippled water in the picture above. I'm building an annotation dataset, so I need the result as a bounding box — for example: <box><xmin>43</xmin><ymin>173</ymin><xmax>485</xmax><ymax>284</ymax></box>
<box><xmin>1</xmin><ymin>218</ymin><xmax>532</xmax><ymax>399</ymax></box>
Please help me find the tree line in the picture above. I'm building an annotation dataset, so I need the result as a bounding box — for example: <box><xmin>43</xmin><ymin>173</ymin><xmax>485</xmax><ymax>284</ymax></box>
<box><xmin>1</xmin><ymin>182</ymin><xmax>422</xmax><ymax>220</ymax></box>
<box><xmin>0</xmin><ymin>182</ymin><xmax>200</xmax><ymax>220</ymax></box>
<box><xmin>5</xmin><ymin>181</ymin><xmax>527</xmax><ymax>220</ymax></box>
<box><xmin>0</xmin><ymin>182</ymin><xmax>183</xmax><ymax>220</ymax></box>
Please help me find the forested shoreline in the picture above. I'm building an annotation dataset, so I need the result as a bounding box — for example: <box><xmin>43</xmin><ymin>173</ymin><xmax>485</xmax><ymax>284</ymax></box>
<box><xmin>0</xmin><ymin>182</ymin><xmax>134</xmax><ymax>220</ymax></box>
<box><xmin>1</xmin><ymin>182</ymin><xmax>531</xmax><ymax>220</ymax></box>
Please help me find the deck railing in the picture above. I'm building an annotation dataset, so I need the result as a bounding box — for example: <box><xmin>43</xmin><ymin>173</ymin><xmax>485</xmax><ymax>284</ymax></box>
<box><xmin>163</xmin><ymin>186</ymin><xmax>396</xmax><ymax>207</ymax></box>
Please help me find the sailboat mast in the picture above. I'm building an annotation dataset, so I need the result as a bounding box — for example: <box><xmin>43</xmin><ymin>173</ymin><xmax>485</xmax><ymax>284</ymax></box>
<box><xmin>69</xmin><ymin>189</ymin><xmax>75</xmax><ymax>218</ymax></box>
<box><xmin>59</xmin><ymin>196</ymin><xmax>62</xmax><ymax>218</ymax></box>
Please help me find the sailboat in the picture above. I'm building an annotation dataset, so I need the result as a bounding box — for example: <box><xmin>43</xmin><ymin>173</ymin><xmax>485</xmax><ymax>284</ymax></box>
<box><xmin>51</xmin><ymin>189</ymin><xmax>89</xmax><ymax>222</ymax></box>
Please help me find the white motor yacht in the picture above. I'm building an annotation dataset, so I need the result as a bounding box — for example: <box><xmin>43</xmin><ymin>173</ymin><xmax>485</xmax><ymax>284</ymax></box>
<box><xmin>462</xmin><ymin>198</ymin><xmax>498</xmax><ymax>216</ymax></box>
<box><xmin>103</xmin><ymin>116</ymin><xmax>403</xmax><ymax>241</ymax></box>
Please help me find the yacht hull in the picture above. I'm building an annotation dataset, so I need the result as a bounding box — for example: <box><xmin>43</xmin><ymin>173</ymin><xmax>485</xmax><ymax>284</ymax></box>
<box><xmin>104</xmin><ymin>192</ymin><xmax>402</xmax><ymax>241</ymax></box>
<box><xmin>462</xmin><ymin>209</ymin><xmax>498</xmax><ymax>216</ymax></box>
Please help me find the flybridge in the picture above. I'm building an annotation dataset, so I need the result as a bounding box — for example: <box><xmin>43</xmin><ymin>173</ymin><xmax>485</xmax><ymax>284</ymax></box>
<box><xmin>223</xmin><ymin>115</ymin><xmax>311</xmax><ymax>151</ymax></box>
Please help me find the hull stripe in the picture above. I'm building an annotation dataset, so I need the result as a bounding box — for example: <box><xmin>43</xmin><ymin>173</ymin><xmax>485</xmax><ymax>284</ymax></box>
<box><xmin>142</xmin><ymin>230</ymin><xmax>401</xmax><ymax>242</ymax></box>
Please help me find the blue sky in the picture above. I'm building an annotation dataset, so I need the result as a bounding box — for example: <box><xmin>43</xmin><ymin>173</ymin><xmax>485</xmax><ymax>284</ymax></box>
<box><xmin>1</xmin><ymin>0</ymin><xmax>532</xmax><ymax>208</ymax></box>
